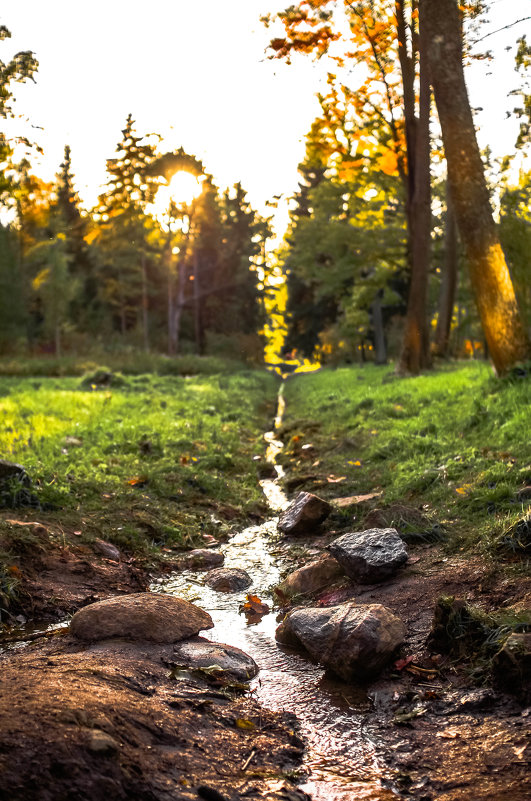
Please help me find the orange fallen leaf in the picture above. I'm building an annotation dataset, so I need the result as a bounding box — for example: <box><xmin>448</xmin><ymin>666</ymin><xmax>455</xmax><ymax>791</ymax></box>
<box><xmin>127</xmin><ymin>476</ymin><xmax>148</xmax><ymax>487</ymax></box>
<box><xmin>241</xmin><ymin>594</ymin><xmax>270</xmax><ymax>616</ymax></box>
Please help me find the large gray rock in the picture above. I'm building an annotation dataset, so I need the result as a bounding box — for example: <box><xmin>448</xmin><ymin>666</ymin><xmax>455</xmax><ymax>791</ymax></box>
<box><xmin>327</xmin><ymin>527</ymin><xmax>407</xmax><ymax>583</ymax></box>
<box><xmin>172</xmin><ymin>636</ymin><xmax>259</xmax><ymax>681</ymax></box>
<box><xmin>277</xmin><ymin>492</ymin><xmax>332</xmax><ymax>536</ymax></box>
<box><xmin>205</xmin><ymin>567</ymin><xmax>252</xmax><ymax>593</ymax></box>
<box><xmin>276</xmin><ymin>602</ymin><xmax>405</xmax><ymax>681</ymax></box>
<box><xmin>275</xmin><ymin>554</ymin><xmax>344</xmax><ymax>600</ymax></box>
<box><xmin>70</xmin><ymin>593</ymin><xmax>213</xmax><ymax>642</ymax></box>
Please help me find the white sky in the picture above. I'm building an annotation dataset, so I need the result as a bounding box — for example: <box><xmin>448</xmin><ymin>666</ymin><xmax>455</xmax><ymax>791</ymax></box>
<box><xmin>2</xmin><ymin>0</ymin><xmax>530</xmax><ymax>235</ymax></box>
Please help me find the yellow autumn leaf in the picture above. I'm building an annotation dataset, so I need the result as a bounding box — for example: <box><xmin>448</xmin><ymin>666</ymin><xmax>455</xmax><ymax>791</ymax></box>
<box><xmin>235</xmin><ymin>718</ymin><xmax>256</xmax><ymax>731</ymax></box>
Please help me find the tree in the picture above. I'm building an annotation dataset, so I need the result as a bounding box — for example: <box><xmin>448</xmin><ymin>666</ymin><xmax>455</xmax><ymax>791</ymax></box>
<box><xmin>0</xmin><ymin>25</ymin><xmax>38</xmax><ymax>205</ymax></box>
<box><xmin>95</xmin><ymin>115</ymin><xmax>159</xmax><ymax>339</ymax></box>
<box><xmin>499</xmin><ymin>171</ymin><xmax>531</xmax><ymax>332</ymax></box>
<box><xmin>421</xmin><ymin>0</ymin><xmax>530</xmax><ymax>373</ymax></box>
<box><xmin>510</xmin><ymin>35</ymin><xmax>530</xmax><ymax>150</ymax></box>
<box><xmin>50</xmin><ymin>145</ymin><xmax>98</xmax><ymax>332</ymax></box>
<box><xmin>433</xmin><ymin>181</ymin><xmax>459</xmax><ymax>357</ymax></box>
<box><xmin>266</xmin><ymin>0</ymin><xmax>434</xmax><ymax>372</ymax></box>
<box><xmin>279</xmin><ymin>113</ymin><xmax>407</xmax><ymax>363</ymax></box>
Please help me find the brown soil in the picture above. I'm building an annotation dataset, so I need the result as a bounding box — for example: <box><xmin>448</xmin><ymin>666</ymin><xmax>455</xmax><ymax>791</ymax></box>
<box><xmin>0</xmin><ymin>635</ymin><xmax>309</xmax><ymax>801</ymax></box>
<box><xmin>1</xmin><ymin>511</ymin><xmax>530</xmax><ymax>800</ymax></box>
<box><xmin>278</xmin><ymin>527</ymin><xmax>531</xmax><ymax>801</ymax></box>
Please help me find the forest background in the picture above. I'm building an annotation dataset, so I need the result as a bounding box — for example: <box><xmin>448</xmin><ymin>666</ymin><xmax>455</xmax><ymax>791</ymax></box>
<box><xmin>0</xmin><ymin>0</ymin><xmax>530</xmax><ymax>376</ymax></box>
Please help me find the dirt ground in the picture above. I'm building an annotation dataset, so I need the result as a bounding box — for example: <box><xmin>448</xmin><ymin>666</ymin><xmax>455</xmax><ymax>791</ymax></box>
<box><xmin>0</xmin><ymin>513</ymin><xmax>530</xmax><ymax>801</ymax></box>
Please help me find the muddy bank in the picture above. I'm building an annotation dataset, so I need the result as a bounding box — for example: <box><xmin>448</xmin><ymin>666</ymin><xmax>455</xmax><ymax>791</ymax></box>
<box><xmin>0</xmin><ymin>633</ymin><xmax>308</xmax><ymax>801</ymax></box>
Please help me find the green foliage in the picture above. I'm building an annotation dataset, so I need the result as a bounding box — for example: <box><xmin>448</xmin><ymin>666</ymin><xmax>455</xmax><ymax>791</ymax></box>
<box><xmin>281</xmin><ymin>362</ymin><xmax>531</xmax><ymax>551</ymax></box>
<box><xmin>511</xmin><ymin>35</ymin><xmax>531</xmax><ymax>149</ymax></box>
<box><xmin>499</xmin><ymin>170</ymin><xmax>531</xmax><ymax>329</ymax></box>
<box><xmin>0</xmin><ymin>227</ymin><xmax>27</xmax><ymax>347</ymax></box>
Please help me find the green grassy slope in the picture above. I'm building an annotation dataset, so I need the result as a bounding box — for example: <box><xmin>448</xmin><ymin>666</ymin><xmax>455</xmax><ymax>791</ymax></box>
<box><xmin>281</xmin><ymin>362</ymin><xmax>530</xmax><ymax>553</ymax></box>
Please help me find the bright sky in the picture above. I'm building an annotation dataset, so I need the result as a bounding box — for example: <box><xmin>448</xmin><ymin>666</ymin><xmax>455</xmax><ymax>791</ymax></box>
<box><xmin>2</xmin><ymin>0</ymin><xmax>530</xmax><ymax>234</ymax></box>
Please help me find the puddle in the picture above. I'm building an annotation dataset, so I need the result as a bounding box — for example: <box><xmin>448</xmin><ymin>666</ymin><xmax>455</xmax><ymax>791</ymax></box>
<box><xmin>154</xmin><ymin>385</ymin><xmax>399</xmax><ymax>800</ymax></box>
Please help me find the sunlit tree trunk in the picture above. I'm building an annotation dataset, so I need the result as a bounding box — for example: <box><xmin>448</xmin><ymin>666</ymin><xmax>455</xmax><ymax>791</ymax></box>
<box><xmin>398</xmin><ymin>7</ymin><xmax>432</xmax><ymax>374</ymax></box>
<box><xmin>434</xmin><ymin>182</ymin><xmax>459</xmax><ymax>357</ymax></box>
<box><xmin>421</xmin><ymin>0</ymin><xmax>530</xmax><ymax>374</ymax></box>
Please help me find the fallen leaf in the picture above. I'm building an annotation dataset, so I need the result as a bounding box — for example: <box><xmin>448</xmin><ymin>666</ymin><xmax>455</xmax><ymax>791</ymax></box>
<box><xmin>394</xmin><ymin>655</ymin><xmax>415</xmax><ymax>671</ymax></box>
<box><xmin>235</xmin><ymin>718</ymin><xmax>256</xmax><ymax>731</ymax></box>
<box><xmin>436</xmin><ymin>728</ymin><xmax>460</xmax><ymax>739</ymax></box>
<box><xmin>327</xmin><ymin>475</ymin><xmax>347</xmax><ymax>483</ymax></box>
<box><xmin>241</xmin><ymin>594</ymin><xmax>270</xmax><ymax>616</ymax></box>
<box><xmin>393</xmin><ymin>706</ymin><xmax>427</xmax><ymax>725</ymax></box>
<box><xmin>127</xmin><ymin>476</ymin><xmax>149</xmax><ymax>487</ymax></box>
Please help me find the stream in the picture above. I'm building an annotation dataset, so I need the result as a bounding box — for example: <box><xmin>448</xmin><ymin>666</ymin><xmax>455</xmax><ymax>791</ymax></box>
<box><xmin>151</xmin><ymin>386</ymin><xmax>399</xmax><ymax>801</ymax></box>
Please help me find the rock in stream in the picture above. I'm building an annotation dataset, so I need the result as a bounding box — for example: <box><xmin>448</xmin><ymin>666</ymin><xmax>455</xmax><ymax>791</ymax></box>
<box><xmin>276</xmin><ymin>602</ymin><xmax>405</xmax><ymax>681</ymax></box>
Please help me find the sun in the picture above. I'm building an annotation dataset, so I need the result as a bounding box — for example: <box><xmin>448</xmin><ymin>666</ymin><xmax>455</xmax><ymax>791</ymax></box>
<box><xmin>151</xmin><ymin>171</ymin><xmax>203</xmax><ymax>218</ymax></box>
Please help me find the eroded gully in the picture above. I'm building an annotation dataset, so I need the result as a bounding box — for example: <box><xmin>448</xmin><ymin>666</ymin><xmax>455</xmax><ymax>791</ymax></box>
<box><xmin>151</xmin><ymin>385</ymin><xmax>399</xmax><ymax>801</ymax></box>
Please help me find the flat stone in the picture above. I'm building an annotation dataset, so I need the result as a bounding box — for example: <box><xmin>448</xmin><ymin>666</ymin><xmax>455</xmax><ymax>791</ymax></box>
<box><xmin>172</xmin><ymin>636</ymin><xmax>259</xmax><ymax>681</ymax></box>
<box><xmin>327</xmin><ymin>528</ymin><xmax>407</xmax><ymax>583</ymax></box>
<box><xmin>93</xmin><ymin>539</ymin><xmax>120</xmax><ymax>562</ymax></box>
<box><xmin>276</xmin><ymin>602</ymin><xmax>405</xmax><ymax>681</ymax></box>
<box><xmin>205</xmin><ymin>568</ymin><xmax>252</xmax><ymax>593</ymax></box>
<box><xmin>275</xmin><ymin>554</ymin><xmax>344</xmax><ymax>599</ymax></box>
<box><xmin>70</xmin><ymin>593</ymin><xmax>213</xmax><ymax>642</ymax></box>
<box><xmin>87</xmin><ymin>730</ymin><xmax>119</xmax><ymax>755</ymax></box>
<box><xmin>277</xmin><ymin>492</ymin><xmax>332</xmax><ymax>536</ymax></box>
<box><xmin>179</xmin><ymin>548</ymin><xmax>225</xmax><ymax>570</ymax></box>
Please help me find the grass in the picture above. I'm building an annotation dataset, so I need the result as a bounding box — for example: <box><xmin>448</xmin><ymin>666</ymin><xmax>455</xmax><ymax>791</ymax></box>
<box><xmin>280</xmin><ymin>361</ymin><xmax>531</xmax><ymax>554</ymax></box>
<box><xmin>0</xmin><ymin>352</ymin><xmax>249</xmax><ymax>378</ymax></box>
<box><xmin>0</xmin><ymin>368</ymin><xmax>279</xmax><ymax>578</ymax></box>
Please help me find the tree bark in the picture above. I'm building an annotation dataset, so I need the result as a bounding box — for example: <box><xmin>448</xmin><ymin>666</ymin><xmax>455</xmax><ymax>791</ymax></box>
<box><xmin>141</xmin><ymin>256</ymin><xmax>150</xmax><ymax>352</ymax></box>
<box><xmin>420</xmin><ymin>0</ymin><xmax>530</xmax><ymax>373</ymax></box>
<box><xmin>371</xmin><ymin>294</ymin><xmax>387</xmax><ymax>364</ymax></box>
<box><xmin>192</xmin><ymin>251</ymin><xmax>206</xmax><ymax>356</ymax></box>
<box><xmin>398</xmin><ymin>5</ymin><xmax>432</xmax><ymax>374</ymax></box>
<box><xmin>433</xmin><ymin>181</ymin><xmax>459</xmax><ymax>357</ymax></box>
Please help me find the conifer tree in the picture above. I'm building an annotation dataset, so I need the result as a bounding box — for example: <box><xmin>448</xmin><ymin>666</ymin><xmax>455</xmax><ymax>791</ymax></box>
<box><xmin>50</xmin><ymin>145</ymin><xmax>97</xmax><ymax>331</ymax></box>
<box><xmin>95</xmin><ymin>115</ymin><xmax>158</xmax><ymax>336</ymax></box>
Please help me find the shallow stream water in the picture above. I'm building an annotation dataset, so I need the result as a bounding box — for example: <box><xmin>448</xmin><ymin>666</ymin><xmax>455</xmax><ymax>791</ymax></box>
<box><xmin>152</xmin><ymin>387</ymin><xmax>399</xmax><ymax>801</ymax></box>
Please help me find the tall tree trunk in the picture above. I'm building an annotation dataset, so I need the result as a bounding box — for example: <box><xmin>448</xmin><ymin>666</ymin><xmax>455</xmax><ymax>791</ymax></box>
<box><xmin>172</xmin><ymin>259</ymin><xmax>187</xmax><ymax>355</ymax></box>
<box><xmin>192</xmin><ymin>252</ymin><xmax>205</xmax><ymax>355</ymax></box>
<box><xmin>371</xmin><ymin>293</ymin><xmax>387</xmax><ymax>364</ymax></box>
<box><xmin>420</xmin><ymin>0</ymin><xmax>530</xmax><ymax>374</ymax></box>
<box><xmin>398</xmin><ymin>7</ymin><xmax>432</xmax><ymax>374</ymax></box>
<box><xmin>55</xmin><ymin>323</ymin><xmax>61</xmax><ymax>358</ymax></box>
<box><xmin>433</xmin><ymin>182</ymin><xmax>459</xmax><ymax>357</ymax></box>
<box><xmin>141</xmin><ymin>256</ymin><xmax>150</xmax><ymax>352</ymax></box>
